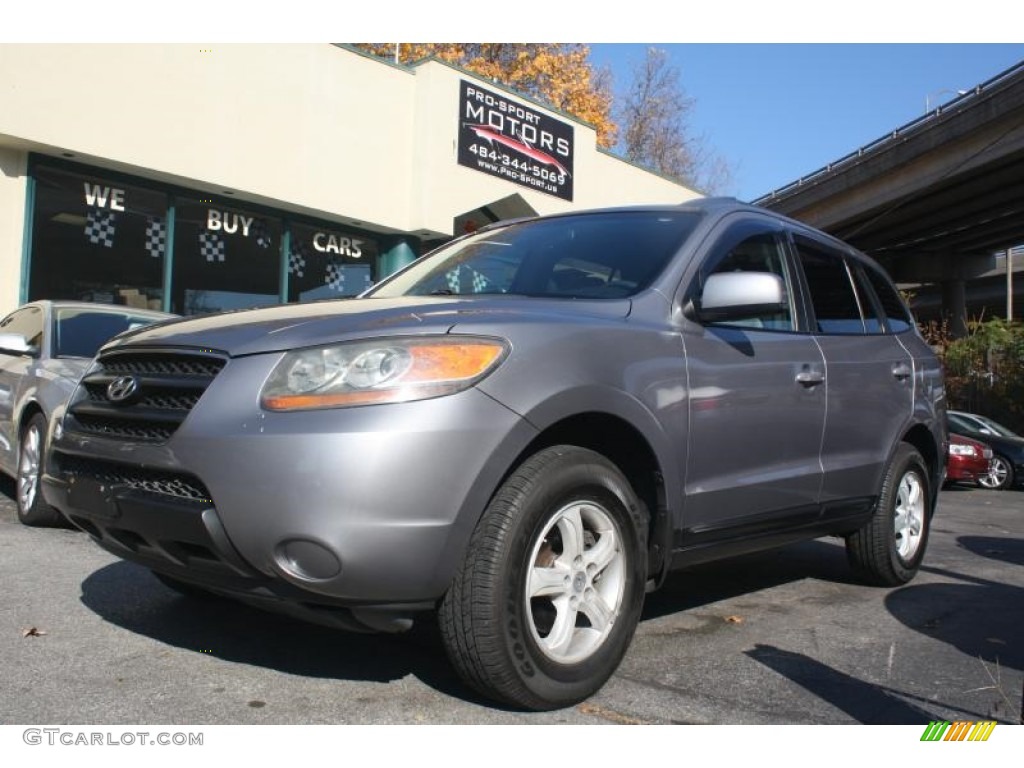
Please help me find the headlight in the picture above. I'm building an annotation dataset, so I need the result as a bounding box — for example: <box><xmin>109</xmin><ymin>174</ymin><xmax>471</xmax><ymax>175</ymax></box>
<box><xmin>949</xmin><ymin>444</ymin><xmax>977</xmax><ymax>457</ymax></box>
<box><xmin>261</xmin><ymin>336</ymin><xmax>508</xmax><ymax>411</ymax></box>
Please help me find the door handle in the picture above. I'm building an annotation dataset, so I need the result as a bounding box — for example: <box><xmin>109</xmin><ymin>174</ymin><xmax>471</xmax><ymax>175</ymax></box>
<box><xmin>795</xmin><ymin>369</ymin><xmax>825</xmax><ymax>387</ymax></box>
<box><xmin>892</xmin><ymin>363</ymin><xmax>912</xmax><ymax>380</ymax></box>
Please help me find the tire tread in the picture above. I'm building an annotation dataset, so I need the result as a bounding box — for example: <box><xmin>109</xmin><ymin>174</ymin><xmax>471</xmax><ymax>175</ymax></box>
<box><xmin>438</xmin><ymin>445</ymin><xmax>646</xmax><ymax>710</ymax></box>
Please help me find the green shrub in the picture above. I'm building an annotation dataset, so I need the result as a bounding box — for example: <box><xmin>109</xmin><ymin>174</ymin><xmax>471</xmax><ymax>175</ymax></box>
<box><xmin>936</xmin><ymin>319</ymin><xmax>1024</xmax><ymax>433</ymax></box>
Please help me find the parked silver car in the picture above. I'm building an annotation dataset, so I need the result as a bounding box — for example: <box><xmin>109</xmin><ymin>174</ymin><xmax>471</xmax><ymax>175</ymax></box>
<box><xmin>43</xmin><ymin>200</ymin><xmax>946</xmax><ymax>710</ymax></box>
<box><xmin>0</xmin><ymin>301</ymin><xmax>173</xmax><ymax>525</ymax></box>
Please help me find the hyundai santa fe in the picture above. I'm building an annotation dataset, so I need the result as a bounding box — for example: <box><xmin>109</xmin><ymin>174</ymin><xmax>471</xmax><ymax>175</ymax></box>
<box><xmin>42</xmin><ymin>199</ymin><xmax>946</xmax><ymax>710</ymax></box>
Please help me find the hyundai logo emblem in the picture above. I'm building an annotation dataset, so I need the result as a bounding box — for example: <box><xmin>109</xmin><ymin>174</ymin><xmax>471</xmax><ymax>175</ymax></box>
<box><xmin>106</xmin><ymin>375</ymin><xmax>139</xmax><ymax>403</ymax></box>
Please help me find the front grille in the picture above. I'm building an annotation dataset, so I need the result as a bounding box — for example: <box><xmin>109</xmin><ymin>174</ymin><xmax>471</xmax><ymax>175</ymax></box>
<box><xmin>55</xmin><ymin>452</ymin><xmax>213</xmax><ymax>503</ymax></box>
<box><xmin>73</xmin><ymin>414</ymin><xmax>176</xmax><ymax>442</ymax></box>
<box><xmin>101</xmin><ymin>356</ymin><xmax>225</xmax><ymax>378</ymax></box>
<box><xmin>67</xmin><ymin>349</ymin><xmax>226</xmax><ymax>443</ymax></box>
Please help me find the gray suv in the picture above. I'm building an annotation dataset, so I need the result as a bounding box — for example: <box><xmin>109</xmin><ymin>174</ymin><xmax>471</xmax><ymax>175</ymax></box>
<box><xmin>42</xmin><ymin>199</ymin><xmax>946</xmax><ymax>710</ymax></box>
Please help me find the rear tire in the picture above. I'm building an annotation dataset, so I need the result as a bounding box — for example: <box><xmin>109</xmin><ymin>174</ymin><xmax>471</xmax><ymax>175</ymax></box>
<box><xmin>846</xmin><ymin>443</ymin><xmax>931</xmax><ymax>586</ymax></box>
<box><xmin>17</xmin><ymin>413</ymin><xmax>64</xmax><ymax>527</ymax></box>
<box><xmin>438</xmin><ymin>445</ymin><xmax>648</xmax><ymax>710</ymax></box>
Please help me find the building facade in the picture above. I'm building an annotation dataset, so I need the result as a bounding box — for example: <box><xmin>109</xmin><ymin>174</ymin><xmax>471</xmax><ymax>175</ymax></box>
<box><xmin>0</xmin><ymin>44</ymin><xmax>698</xmax><ymax>317</ymax></box>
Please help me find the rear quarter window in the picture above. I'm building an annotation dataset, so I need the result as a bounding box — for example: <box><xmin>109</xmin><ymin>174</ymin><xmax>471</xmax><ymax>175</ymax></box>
<box><xmin>863</xmin><ymin>266</ymin><xmax>914</xmax><ymax>333</ymax></box>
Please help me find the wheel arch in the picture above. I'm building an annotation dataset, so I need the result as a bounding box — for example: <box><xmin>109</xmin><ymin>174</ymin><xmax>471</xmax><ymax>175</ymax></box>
<box><xmin>508</xmin><ymin>410</ymin><xmax>673</xmax><ymax>585</ymax></box>
<box><xmin>18</xmin><ymin>399</ymin><xmax>45</xmax><ymax>438</ymax></box>
<box><xmin>901</xmin><ymin>422</ymin><xmax>942</xmax><ymax>508</ymax></box>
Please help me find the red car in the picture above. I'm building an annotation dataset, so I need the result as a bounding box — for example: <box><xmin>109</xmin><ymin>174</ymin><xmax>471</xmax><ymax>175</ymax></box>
<box><xmin>945</xmin><ymin>433</ymin><xmax>993</xmax><ymax>487</ymax></box>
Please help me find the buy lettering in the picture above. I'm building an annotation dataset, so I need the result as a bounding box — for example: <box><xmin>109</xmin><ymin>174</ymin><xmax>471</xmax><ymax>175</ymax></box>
<box><xmin>207</xmin><ymin>210</ymin><xmax>254</xmax><ymax>236</ymax></box>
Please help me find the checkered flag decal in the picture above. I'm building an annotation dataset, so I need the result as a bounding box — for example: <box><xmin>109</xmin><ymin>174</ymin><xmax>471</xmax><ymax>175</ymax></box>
<box><xmin>252</xmin><ymin>218</ymin><xmax>273</xmax><ymax>249</ymax></box>
<box><xmin>145</xmin><ymin>217</ymin><xmax>166</xmax><ymax>258</ymax></box>
<box><xmin>85</xmin><ymin>210</ymin><xmax>117</xmax><ymax>247</ymax></box>
<box><xmin>199</xmin><ymin>231</ymin><xmax>226</xmax><ymax>263</ymax></box>
<box><xmin>325</xmin><ymin>261</ymin><xmax>346</xmax><ymax>292</ymax></box>
<box><xmin>471</xmin><ymin>269</ymin><xmax>489</xmax><ymax>293</ymax></box>
<box><xmin>288</xmin><ymin>240</ymin><xmax>307</xmax><ymax>278</ymax></box>
<box><xmin>446</xmin><ymin>267</ymin><xmax>461</xmax><ymax>293</ymax></box>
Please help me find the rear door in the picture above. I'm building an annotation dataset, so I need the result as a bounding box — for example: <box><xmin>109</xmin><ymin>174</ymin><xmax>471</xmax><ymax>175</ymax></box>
<box><xmin>790</xmin><ymin>233</ymin><xmax>913</xmax><ymax>515</ymax></box>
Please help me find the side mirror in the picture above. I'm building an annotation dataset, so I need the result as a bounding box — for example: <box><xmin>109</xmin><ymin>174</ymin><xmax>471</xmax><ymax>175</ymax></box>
<box><xmin>689</xmin><ymin>272</ymin><xmax>786</xmax><ymax>324</ymax></box>
<box><xmin>0</xmin><ymin>332</ymin><xmax>37</xmax><ymax>357</ymax></box>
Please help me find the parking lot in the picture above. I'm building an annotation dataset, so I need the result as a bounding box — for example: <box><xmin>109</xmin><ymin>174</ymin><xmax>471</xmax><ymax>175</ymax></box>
<box><xmin>1</xmin><ymin>476</ymin><xmax>1020</xmax><ymax>725</ymax></box>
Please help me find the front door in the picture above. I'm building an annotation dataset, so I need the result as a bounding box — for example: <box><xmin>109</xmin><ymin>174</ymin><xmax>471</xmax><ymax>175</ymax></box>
<box><xmin>679</xmin><ymin>217</ymin><xmax>826</xmax><ymax>547</ymax></box>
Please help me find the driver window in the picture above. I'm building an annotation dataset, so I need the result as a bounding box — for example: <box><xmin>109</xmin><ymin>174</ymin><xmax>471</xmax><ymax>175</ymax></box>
<box><xmin>702</xmin><ymin>232</ymin><xmax>794</xmax><ymax>331</ymax></box>
<box><xmin>0</xmin><ymin>307</ymin><xmax>44</xmax><ymax>350</ymax></box>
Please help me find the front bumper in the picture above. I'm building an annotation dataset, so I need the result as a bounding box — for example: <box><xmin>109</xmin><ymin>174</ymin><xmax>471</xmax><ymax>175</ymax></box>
<box><xmin>945</xmin><ymin>456</ymin><xmax>991</xmax><ymax>482</ymax></box>
<box><xmin>43</xmin><ymin>352</ymin><xmax>536</xmax><ymax>622</ymax></box>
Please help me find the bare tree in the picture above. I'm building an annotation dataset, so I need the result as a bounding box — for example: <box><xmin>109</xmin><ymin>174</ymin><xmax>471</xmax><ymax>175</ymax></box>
<box><xmin>620</xmin><ymin>47</ymin><xmax>733</xmax><ymax>194</ymax></box>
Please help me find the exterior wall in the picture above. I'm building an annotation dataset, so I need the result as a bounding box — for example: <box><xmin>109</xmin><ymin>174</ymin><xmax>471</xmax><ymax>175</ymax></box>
<box><xmin>0</xmin><ymin>147</ymin><xmax>28</xmax><ymax>315</ymax></box>
<box><xmin>0</xmin><ymin>44</ymin><xmax>419</xmax><ymax>233</ymax></box>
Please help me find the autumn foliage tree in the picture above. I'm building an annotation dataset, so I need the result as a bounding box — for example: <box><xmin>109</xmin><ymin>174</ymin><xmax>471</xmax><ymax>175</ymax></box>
<box><xmin>355</xmin><ymin>43</ymin><xmax>617</xmax><ymax>148</ymax></box>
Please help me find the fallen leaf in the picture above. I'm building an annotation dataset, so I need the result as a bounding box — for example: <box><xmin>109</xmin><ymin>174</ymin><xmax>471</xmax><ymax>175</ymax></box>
<box><xmin>22</xmin><ymin>627</ymin><xmax>47</xmax><ymax>638</ymax></box>
<box><xmin>725</xmin><ymin>615</ymin><xmax>744</xmax><ymax>624</ymax></box>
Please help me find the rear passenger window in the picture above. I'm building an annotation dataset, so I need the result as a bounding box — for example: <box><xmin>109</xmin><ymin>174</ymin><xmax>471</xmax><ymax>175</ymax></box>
<box><xmin>793</xmin><ymin>237</ymin><xmax>865</xmax><ymax>335</ymax></box>
<box><xmin>863</xmin><ymin>266</ymin><xmax>914</xmax><ymax>333</ymax></box>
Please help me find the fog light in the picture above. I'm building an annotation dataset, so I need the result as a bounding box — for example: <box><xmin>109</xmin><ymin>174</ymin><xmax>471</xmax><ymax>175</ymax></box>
<box><xmin>275</xmin><ymin>539</ymin><xmax>341</xmax><ymax>581</ymax></box>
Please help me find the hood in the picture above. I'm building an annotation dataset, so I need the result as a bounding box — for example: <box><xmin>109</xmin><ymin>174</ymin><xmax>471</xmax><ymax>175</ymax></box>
<box><xmin>99</xmin><ymin>296</ymin><xmax>632</xmax><ymax>357</ymax></box>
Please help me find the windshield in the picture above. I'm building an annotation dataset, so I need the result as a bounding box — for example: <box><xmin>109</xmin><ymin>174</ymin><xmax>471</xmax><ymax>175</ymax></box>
<box><xmin>55</xmin><ymin>309</ymin><xmax>163</xmax><ymax>358</ymax></box>
<box><xmin>975</xmin><ymin>416</ymin><xmax>1019</xmax><ymax>438</ymax></box>
<box><xmin>368</xmin><ymin>211</ymin><xmax>702</xmax><ymax>300</ymax></box>
<box><xmin>949</xmin><ymin>412</ymin><xmax>1019</xmax><ymax>438</ymax></box>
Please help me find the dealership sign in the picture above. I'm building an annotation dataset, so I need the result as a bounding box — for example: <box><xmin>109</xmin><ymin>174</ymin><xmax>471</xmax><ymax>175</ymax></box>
<box><xmin>457</xmin><ymin>80</ymin><xmax>574</xmax><ymax>201</ymax></box>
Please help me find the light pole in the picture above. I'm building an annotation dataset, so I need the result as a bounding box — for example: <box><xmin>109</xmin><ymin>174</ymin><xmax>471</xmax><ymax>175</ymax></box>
<box><xmin>1009</xmin><ymin>247</ymin><xmax>1017</xmax><ymax>322</ymax></box>
<box><xmin>925</xmin><ymin>89</ymin><xmax>967</xmax><ymax>112</ymax></box>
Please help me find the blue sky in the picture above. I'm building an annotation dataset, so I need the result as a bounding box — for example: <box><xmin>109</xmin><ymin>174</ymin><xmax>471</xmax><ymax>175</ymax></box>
<box><xmin>588</xmin><ymin>44</ymin><xmax>1024</xmax><ymax>201</ymax></box>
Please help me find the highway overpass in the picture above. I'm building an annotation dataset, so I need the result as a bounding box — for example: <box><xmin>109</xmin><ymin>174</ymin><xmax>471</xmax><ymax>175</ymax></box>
<box><xmin>755</xmin><ymin>60</ymin><xmax>1024</xmax><ymax>335</ymax></box>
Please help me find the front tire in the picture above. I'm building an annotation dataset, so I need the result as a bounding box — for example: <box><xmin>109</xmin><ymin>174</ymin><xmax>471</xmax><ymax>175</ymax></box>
<box><xmin>978</xmin><ymin>454</ymin><xmax>1014</xmax><ymax>490</ymax></box>
<box><xmin>439</xmin><ymin>445</ymin><xmax>648</xmax><ymax>710</ymax></box>
<box><xmin>17</xmin><ymin>413</ymin><xmax>63</xmax><ymax>527</ymax></box>
<box><xmin>846</xmin><ymin>442</ymin><xmax>931</xmax><ymax>586</ymax></box>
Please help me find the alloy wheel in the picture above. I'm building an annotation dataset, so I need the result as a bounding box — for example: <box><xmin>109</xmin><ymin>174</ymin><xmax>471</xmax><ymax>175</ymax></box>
<box><xmin>893</xmin><ymin>470</ymin><xmax>925</xmax><ymax>561</ymax></box>
<box><xmin>17</xmin><ymin>424</ymin><xmax>41</xmax><ymax>513</ymax></box>
<box><xmin>525</xmin><ymin>501</ymin><xmax>626</xmax><ymax>664</ymax></box>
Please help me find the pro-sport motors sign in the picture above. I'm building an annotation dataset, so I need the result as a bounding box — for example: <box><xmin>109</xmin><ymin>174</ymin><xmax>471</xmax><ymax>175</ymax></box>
<box><xmin>457</xmin><ymin>80</ymin><xmax>574</xmax><ymax>201</ymax></box>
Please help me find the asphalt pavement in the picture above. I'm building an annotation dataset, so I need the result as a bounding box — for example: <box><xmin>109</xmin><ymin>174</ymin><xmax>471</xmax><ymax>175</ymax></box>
<box><xmin>0</xmin><ymin>475</ymin><xmax>1021</xmax><ymax>725</ymax></box>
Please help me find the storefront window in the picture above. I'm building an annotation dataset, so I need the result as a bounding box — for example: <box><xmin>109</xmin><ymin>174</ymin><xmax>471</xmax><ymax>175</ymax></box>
<box><xmin>172</xmin><ymin>199</ymin><xmax>281</xmax><ymax>315</ymax></box>
<box><xmin>27</xmin><ymin>160</ymin><xmax>386</xmax><ymax>315</ymax></box>
<box><xmin>29</xmin><ymin>166</ymin><xmax>167</xmax><ymax>309</ymax></box>
<box><xmin>287</xmin><ymin>222</ymin><xmax>377</xmax><ymax>302</ymax></box>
